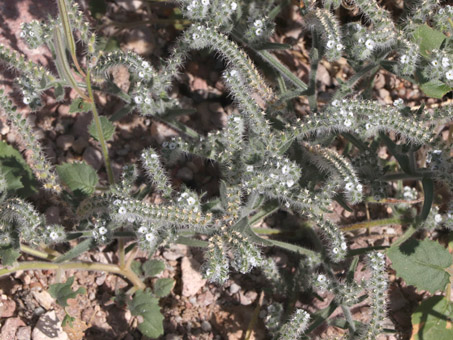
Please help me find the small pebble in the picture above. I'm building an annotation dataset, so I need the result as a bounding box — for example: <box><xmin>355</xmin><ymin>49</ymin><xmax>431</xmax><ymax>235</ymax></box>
<box><xmin>229</xmin><ymin>283</ymin><xmax>240</xmax><ymax>294</ymax></box>
<box><xmin>201</xmin><ymin>320</ymin><xmax>212</xmax><ymax>332</ymax></box>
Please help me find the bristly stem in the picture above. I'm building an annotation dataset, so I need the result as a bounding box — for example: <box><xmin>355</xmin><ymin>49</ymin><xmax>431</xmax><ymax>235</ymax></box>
<box><xmin>85</xmin><ymin>69</ymin><xmax>115</xmax><ymax>185</ymax></box>
<box><xmin>341</xmin><ymin>217</ymin><xmax>403</xmax><ymax>232</ymax></box>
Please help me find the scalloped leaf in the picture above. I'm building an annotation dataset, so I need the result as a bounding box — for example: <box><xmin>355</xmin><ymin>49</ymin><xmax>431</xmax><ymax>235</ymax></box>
<box><xmin>49</xmin><ymin>277</ymin><xmax>86</xmax><ymax>308</ymax></box>
<box><xmin>88</xmin><ymin>116</ymin><xmax>115</xmax><ymax>142</ymax></box>
<box><xmin>411</xmin><ymin>296</ymin><xmax>453</xmax><ymax>340</ymax></box>
<box><xmin>56</xmin><ymin>162</ymin><xmax>99</xmax><ymax>195</ymax></box>
<box><xmin>387</xmin><ymin>239</ymin><xmax>452</xmax><ymax>293</ymax></box>
<box><xmin>142</xmin><ymin>259</ymin><xmax>165</xmax><ymax>278</ymax></box>
<box><xmin>128</xmin><ymin>290</ymin><xmax>164</xmax><ymax>338</ymax></box>
<box><xmin>0</xmin><ymin>245</ymin><xmax>20</xmax><ymax>266</ymax></box>
<box><xmin>153</xmin><ymin>278</ymin><xmax>174</xmax><ymax>298</ymax></box>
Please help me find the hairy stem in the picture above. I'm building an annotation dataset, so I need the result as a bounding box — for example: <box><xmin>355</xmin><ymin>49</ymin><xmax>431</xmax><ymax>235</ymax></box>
<box><xmin>341</xmin><ymin>217</ymin><xmax>403</xmax><ymax>232</ymax></box>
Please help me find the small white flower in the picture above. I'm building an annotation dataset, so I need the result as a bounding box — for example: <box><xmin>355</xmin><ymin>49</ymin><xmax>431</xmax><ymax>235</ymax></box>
<box><xmin>99</xmin><ymin>227</ymin><xmax>108</xmax><ymax>235</ymax></box>
<box><xmin>201</xmin><ymin>0</ymin><xmax>209</xmax><ymax>6</ymax></box>
<box><xmin>442</xmin><ymin>57</ymin><xmax>450</xmax><ymax>68</ymax></box>
<box><xmin>255</xmin><ymin>28</ymin><xmax>263</xmax><ymax>36</ymax></box>
<box><xmin>434</xmin><ymin>214</ymin><xmax>443</xmax><ymax>223</ymax></box>
<box><xmin>144</xmin><ymin>97</ymin><xmax>151</xmax><ymax>105</ymax></box>
<box><xmin>358</xmin><ymin>37</ymin><xmax>364</xmax><ymax>44</ymax></box>
<box><xmin>400</xmin><ymin>54</ymin><xmax>409</xmax><ymax>64</ymax></box>
<box><xmin>162</xmin><ymin>141</ymin><xmax>169</xmax><ymax>147</ymax></box>
<box><xmin>365</xmin><ymin>39</ymin><xmax>375</xmax><ymax>50</ymax></box>
<box><xmin>169</xmin><ymin>142</ymin><xmax>177</xmax><ymax>150</ymax></box>
<box><xmin>231</xmin><ymin>2</ymin><xmax>237</xmax><ymax>10</ymax></box>
<box><xmin>230</xmin><ymin>69</ymin><xmax>238</xmax><ymax>77</ymax></box>
<box><xmin>356</xmin><ymin>184</ymin><xmax>363</xmax><ymax>192</ymax></box>
<box><xmin>336</xmin><ymin>43</ymin><xmax>344</xmax><ymax>51</ymax></box>
<box><xmin>365</xmin><ymin>123</ymin><xmax>372</xmax><ymax>129</ymax></box>
<box><xmin>113</xmin><ymin>199</ymin><xmax>121</xmax><ymax>205</ymax></box>
<box><xmin>29</xmin><ymin>31</ymin><xmax>35</xmax><ymax>37</ymax></box>
<box><xmin>118</xmin><ymin>206</ymin><xmax>127</xmax><ymax>215</ymax></box>
<box><xmin>181</xmin><ymin>192</ymin><xmax>189</xmax><ymax>198</ymax></box>
<box><xmin>393</xmin><ymin>98</ymin><xmax>404</xmax><ymax>107</ymax></box>
<box><xmin>187</xmin><ymin>197</ymin><xmax>196</xmax><ymax>206</ymax></box>
<box><xmin>345</xmin><ymin>182</ymin><xmax>354</xmax><ymax>191</ymax></box>
<box><xmin>281</xmin><ymin>165</ymin><xmax>290</xmax><ymax>175</ymax></box>
<box><xmin>246</xmin><ymin>165</ymin><xmax>254</xmax><ymax>172</ymax></box>
<box><xmin>138</xmin><ymin>226</ymin><xmax>148</xmax><ymax>234</ymax></box>
<box><xmin>150</xmin><ymin>153</ymin><xmax>158</xmax><ymax>159</ymax></box>
<box><xmin>285</xmin><ymin>202</ymin><xmax>290</xmax><ymax>208</ymax></box>
<box><xmin>344</xmin><ymin>119</ymin><xmax>352</xmax><ymax>127</ymax></box>
<box><xmin>326</xmin><ymin>40</ymin><xmax>335</xmax><ymax>49</ymax></box>
<box><xmin>332</xmin><ymin>247</ymin><xmax>339</xmax><ymax>254</ymax></box>
<box><xmin>317</xmin><ymin>274</ymin><xmax>326</xmax><ymax>283</ymax></box>
<box><xmin>432</xmin><ymin>59</ymin><xmax>439</xmax><ymax>67</ymax></box>
<box><xmin>138</xmin><ymin>71</ymin><xmax>145</xmax><ymax>78</ymax></box>
<box><xmin>192</xmin><ymin>33</ymin><xmax>200</xmax><ymax>40</ymax></box>
<box><xmin>49</xmin><ymin>231</ymin><xmax>59</xmax><ymax>240</ymax></box>
<box><xmin>340</xmin><ymin>242</ymin><xmax>347</xmax><ymax>250</ymax></box>
<box><xmin>145</xmin><ymin>233</ymin><xmax>155</xmax><ymax>242</ymax></box>
<box><xmin>142</xmin><ymin>61</ymin><xmax>151</xmax><ymax>69</ymax></box>
<box><xmin>134</xmin><ymin>95</ymin><xmax>143</xmax><ymax>104</ymax></box>
<box><xmin>254</xmin><ymin>20</ymin><xmax>263</xmax><ymax>28</ymax></box>
<box><xmin>286</xmin><ymin>179</ymin><xmax>295</xmax><ymax>188</ymax></box>
<box><xmin>439</xmin><ymin>8</ymin><xmax>445</xmax><ymax>14</ymax></box>
<box><xmin>23</xmin><ymin>96</ymin><xmax>31</xmax><ymax>105</ymax></box>
<box><xmin>446</xmin><ymin>69</ymin><xmax>453</xmax><ymax>80</ymax></box>
<box><xmin>127</xmin><ymin>216</ymin><xmax>135</xmax><ymax>223</ymax></box>
<box><xmin>20</xmin><ymin>31</ymin><xmax>26</xmax><ymax>38</ymax></box>
<box><xmin>331</xmin><ymin>100</ymin><xmax>339</xmax><ymax>107</ymax></box>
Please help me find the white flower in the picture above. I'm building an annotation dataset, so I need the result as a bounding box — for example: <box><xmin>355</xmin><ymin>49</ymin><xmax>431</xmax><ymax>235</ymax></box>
<box><xmin>144</xmin><ymin>97</ymin><xmax>151</xmax><ymax>105</ymax></box>
<box><xmin>169</xmin><ymin>142</ymin><xmax>177</xmax><ymax>150</ymax></box>
<box><xmin>134</xmin><ymin>95</ymin><xmax>143</xmax><ymax>104</ymax></box>
<box><xmin>326</xmin><ymin>40</ymin><xmax>335</xmax><ymax>49</ymax></box>
<box><xmin>286</xmin><ymin>179</ymin><xmax>295</xmax><ymax>187</ymax></box>
<box><xmin>230</xmin><ymin>69</ymin><xmax>238</xmax><ymax>77</ymax></box>
<box><xmin>201</xmin><ymin>0</ymin><xmax>209</xmax><ymax>5</ymax></box>
<box><xmin>138</xmin><ymin>226</ymin><xmax>148</xmax><ymax>234</ymax></box>
<box><xmin>434</xmin><ymin>214</ymin><xmax>443</xmax><ymax>223</ymax></box>
<box><xmin>142</xmin><ymin>61</ymin><xmax>151</xmax><ymax>69</ymax></box>
<box><xmin>344</xmin><ymin>119</ymin><xmax>352</xmax><ymax>127</ymax></box>
<box><xmin>281</xmin><ymin>165</ymin><xmax>290</xmax><ymax>175</ymax></box>
<box><xmin>400</xmin><ymin>54</ymin><xmax>409</xmax><ymax>64</ymax></box>
<box><xmin>49</xmin><ymin>231</ymin><xmax>59</xmax><ymax>240</ymax></box>
<box><xmin>20</xmin><ymin>31</ymin><xmax>26</xmax><ymax>38</ymax></box>
<box><xmin>246</xmin><ymin>165</ymin><xmax>254</xmax><ymax>172</ymax></box>
<box><xmin>336</xmin><ymin>43</ymin><xmax>344</xmax><ymax>51</ymax></box>
<box><xmin>255</xmin><ymin>28</ymin><xmax>263</xmax><ymax>36</ymax></box>
<box><xmin>356</xmin><ymin>184</ymin><xmax>363</xmax><ymax>192</ymax></box>
<box><xmin>127</xmin><ymin>216</ymin><xmax>135</xmax><ymax>223</ymax></box>
<box><xmin>332</xmin><ymin>247</ymin><xmax>339</xmax><ymax>254</ymax></box>
<box><xmin>113</xmin><ymin>199</ymin><xmax>121</xmax><ymax>205</ymax></box>
<box><xmin>254</xmin><ymin>20</ymin><xmax>263</xmax><ymax>28</ymax></box>
<box><xmin>358</xmin><ymin>37</ymin><xmax>364</xmax><ymax>44</ymax></box>
<box><xmin>317</xmin><ymin>274</ymin><xmax>326</xmax><ymax>283</ymax></box>
<box><xmin>99</xmin><ymin>227</ymin><xmax>108</xmax><ymax>235</ymax></box>
<box><xmin>442</xmin><ymin>57</ymin><xmax>450</xmax><ymax>68</ymax></box>
<box><xmin>340</xmin><ymin>242</ymin><xmax>347</xmax><ymax>250</ymax></box>
<box><xmin>446</xmin><ymin>69</ymin><xmax>453</xmax><ymax>81</ymax></box>
<box><xmin>29</xmin><ymin>31</ymin><xmax>35</xmax><ymax>37</ymax></box>
<box><xmin>145</xmin><ymin>233</ymin><xmax>155</xmax><ymax>242</ymax></box>
<box><xmin>118</xmin><ymin>206</ymin><xmax>127</xmax><ymax>215</ymax></box>
<box><xmin>231</xmin><ymin>2</ymin><xmax>237</xmax><ymax>10</ymax></box>
<box><xmin>138</xmin><ymin>71</ymin><xmax>145</xmax><ymax>78</ymax></box>
<box><xmin>331</xmin><ymin>100</ymin><xmax>339</xmax><ymax>107</ymax></box>
<box><xmin>23</xmin><ymin>96</ymin><xmax>31</xmax><ymax>105</ymax></box>
<box><xmin>187</xmin><ymin>197</ymin><xmax>196</xmax><ymax>206</ymax></box>
<box><xmin>431</xmin><ymin>59</ymin><xmax>439</xmax><ymax>67</ymax></box>
<box><xmin>192</xmin><ymin>33</ymin><xmax>200</xmax><ymax>40</ymax></box>
<box><xmin>345</xmin><ymin>182</ymin><xmax>354</xmax><ymax>191</ymax></box>
<box><xmin>393</xmin><ymin>98</ymin><xmax>404</xmax><ymax>107</ymax></box>
<box><xmin>150</xmin><ymin>153</ymin><xmax>158</xmax><ymax>159</ymax></box>
<box><xmin>365</xmin><ymin>39</ymin><xmax>375</xmax><ymax>50</ymax></box>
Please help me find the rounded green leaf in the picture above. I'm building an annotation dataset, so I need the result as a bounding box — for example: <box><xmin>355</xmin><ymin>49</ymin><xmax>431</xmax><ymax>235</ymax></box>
<box><xmin>411</xmin><ymin>296</ymin><xmax>453</xmax><ymax>340</ymax></box>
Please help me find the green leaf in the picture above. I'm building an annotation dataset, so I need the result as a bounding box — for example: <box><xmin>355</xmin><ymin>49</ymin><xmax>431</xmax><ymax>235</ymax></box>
<box><xmin>0</xmin><ymin>245</ymin><xmax>20</xmax><ymax>266</ymax></box>
<box><xmin>131</xmin><ymin>260</ymin><xmax>144</xmax><ymax>277</ymax></box>
<box><xmin>153</xmin><ymin>278</ymin><xmax>175</xmax><ymax>298</ymax></box>
<box><xmin>420</xmin><ymin>80</ymin><xmax>452</xmax><ymax>99</ymax></box>
<box><xmin>0</xmin><ymin>141</ymin><xmax>38</xmax><ymax>197</ymax></box>
<box><xmin>387</xmin><ymin>239</ymin><xmax>452</xmax><ymax>293</ymax></box>
<box><xmin>69</xmin><ymin>98</ymin><xmax>92</xmax><ymax>114</ymax></box>
<box><xmin>128</xmin><ymin>290</ymin><xmax>164</xmax><ymax>338</ymax></box>
<box><xmin>56</xmin><ymin>162</ymin><xmax>99</xmax><ymax>195</ymax></box>
<box><xmin>49</xmin><ymin>277</ymin><xmax>86</xmax><ymax>308</ymax></box>
<box><xmin>411</xmin><ymin>296</ymin><xmax>453</xmax><ymax>340</ymax></box>
<box><xmin>142</xmin><ymin>259</ymin><xmax>165</xmax><ymax>278</ymax></box>
<box><xmin>413</xmin><ymin>24</ymin><xmax>447</xmax><ymax>58</ymax></box>
<box><xmin>88</xmin><ymin>117</ymin><xmax>115</xmax><ymax>142</ymax></box>
<box><xmin>54</xmin><ymin>84</ymin><xmax>65</xmax><ymax>101</ymax></box>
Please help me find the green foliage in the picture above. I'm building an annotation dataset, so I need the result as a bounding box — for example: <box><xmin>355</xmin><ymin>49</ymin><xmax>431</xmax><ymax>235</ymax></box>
<box><xmin>0</xmin><ymin>141</ymin><xmax>38</xmax><ymax>197</ymax></box>
<box><xmin>387</xmin><ymin>239</ymin><xmax>452</xmax><ymax>293</ymax></box>
<box><xmin>128</xmin><ymin>290</ymin><xmax>164</xmax><ymax>338</ymax></box>
<box><xmin>69</xmin><ymin>98</ymin><xmax>92</xmax><ymax>113</ymax></box>
<box><xmin>0</xmin><ymin>245</ymin><xmax>20</xmax><ymax>266</ymax></box>
<box><xmin>411</xmin><ymin>296</ymin><xmax>453</xmax><ymax>340</ymax></box>
<box><xmin>88</xmin><ymin>117</ymin><xmax>115</xmax><ymax>142</ymax></box>
<box><xmin>56</xmin><ymin>162</ymin><xmax>99</xmax><ymax>195</ymax></box>
<box><xmin>142</xmin><ymin>259</ymin><xmax>165</xmax><ymax>278</ymax></box>
<box><xmin>413</xmin><ymin>24</ymin><xmax>447</xmax><ymax>59</ymax></box>
<box><xmin>49</xmin><ymin>277</ymin><xmax>86</xmax><ymax>308</ymax></box>
<box><xmin>153</xmin><ymin>278</ymin><xmax>175</xmax><ymax>298</ymax></box>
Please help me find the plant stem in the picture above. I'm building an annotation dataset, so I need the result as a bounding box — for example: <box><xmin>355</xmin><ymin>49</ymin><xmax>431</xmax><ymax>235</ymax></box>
<box><xmin>0</xmin><ymin>261</ymin><xmax>145</xmax><ymax>290</ymax></box>
<box><xmin>341</xmin><ymin>217</ymin><xmax>403</xmax><ymax>232</ymax></box>
<box><xmin>20</xmin><ymin>245</ymin><xmax>56</xmax><ymax>261</ymax></box>
<box><xmin>118</xmin><ymin>238</ymin><xmax>125</xmax><ymax>268</ymax></box>
<box><xmin>85</xmin><ymin>69</ymin><xmax>115</xmax><ymax>185</ymax></box>
<box><xmin>341</xmin><ymin>305</ymin><xmax>356</xmax><ymax>333</ymax></box>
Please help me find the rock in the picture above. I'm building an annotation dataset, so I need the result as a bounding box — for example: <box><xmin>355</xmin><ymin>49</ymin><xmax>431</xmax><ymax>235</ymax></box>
<box><xmin>71</xmin><ymin>137</ymin><xmax>88</xmax><ymax>154</ymax></box>
<box><xmin>201</xmin><ymin>320</ymin><xmax>212</xmax><ymax>332</ymax></box>
<box><xmin>116</xmin><ymin>0</ymin><xmax>142</xmax><ymax>11</ymax></box>
<box><xmin>56</xmin><ymin>135</ymin><xmax>74</xmax><ymax>151</ymax></box>
<box><xmin>124</xmin><ymin>26</ymin><xmax>155</xmax><ymax>55</ymax></box>
<box><xmin>32</xmin><ymin>291</ymin><xmax>54</xmax><ymax>310</ymax></box>
<box><xmin>16</xmin><ymin>326</ymin><xmax>31</xmax><ymax>340</ymax></box>
<box><xmin>0</xmin><ymin>298</ymin><xmax>16</xmax><ymax>317</ymax></box>
<box><xmin>162</xmin><ymin>244</ymin><xmax>189</xmax><ymax>261</ymax></box>
<box><xmin>0</xmin><ymin>318</ymin><xmax>25</xmax><ymax>340</ymax></box>
<box><xmin>82</xmin><ymin>146</ymin><xmax>103</xmax><ymax>170</ymax></box>
<box><xmin>165</xmin><ymin>334</ymin><xmax>182</xmax><ymax>340</ymax></box>
<box><xmin>181</xmin><ymin>257</ymin><xmax>206</xmax><ymax>297</ymax></box>
<box><xmin>0</xmin><ymin>121</ymin><xmax>9</xmax><ymax>135</ymax></box>
<box><xmin>316</xmin><ymin>64</ymin><xmax>332</xmax><ymax>87</ymax></box>
<box><xmin>239</xmin><ymin>291</ymin><xmax>258</xmax><ymax>305</ymax></box>
<box><xmin>229</xmin><ymin>283</ymin><xmax>241</xmax><ymax>295</ymax></box>
<box><xmin>32</xmin><ymin>311</ymin><xmax>69</xmax><ymax>340</ymax></box>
